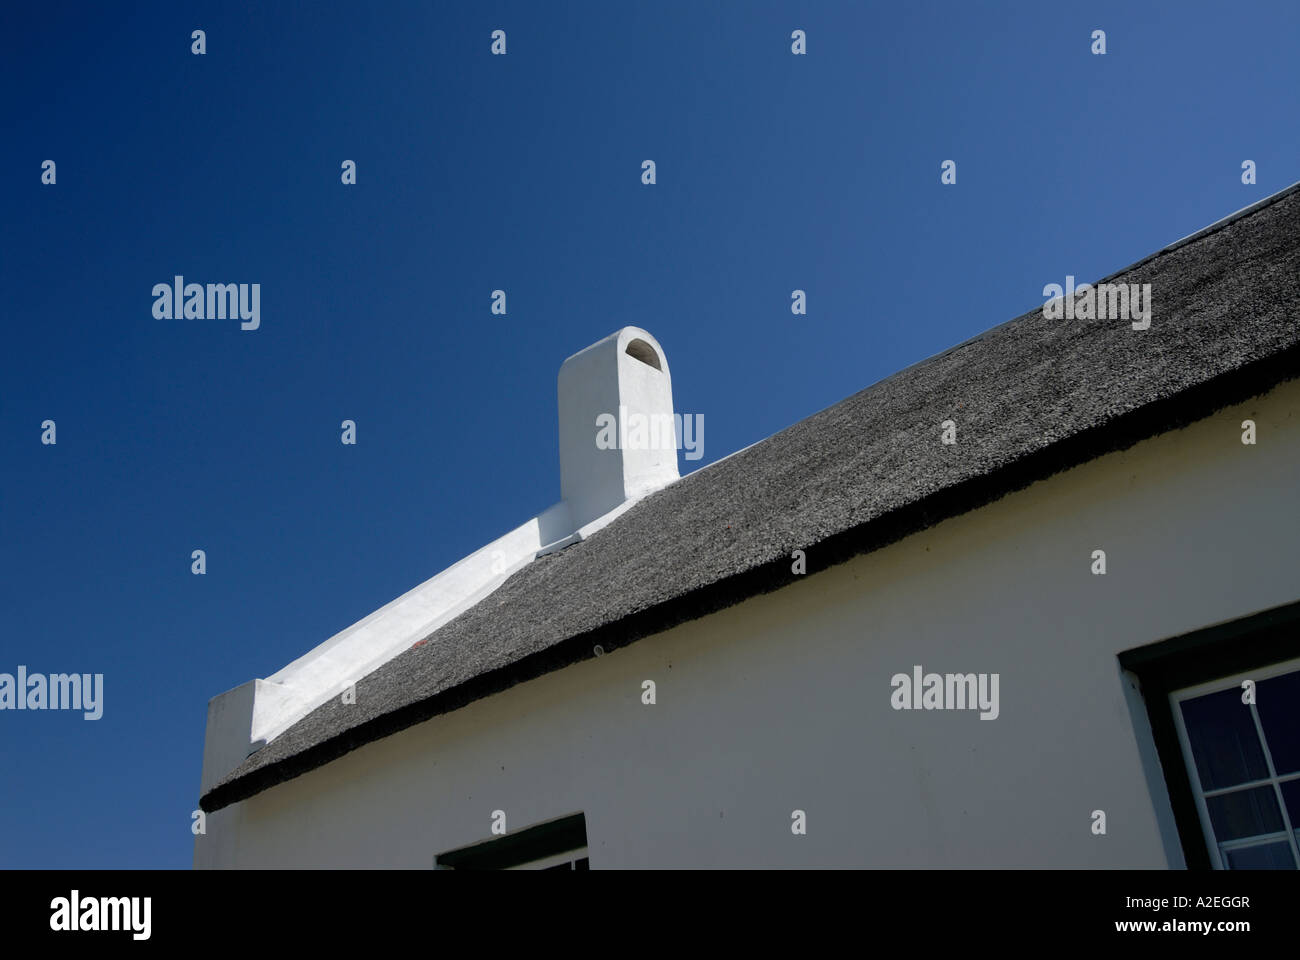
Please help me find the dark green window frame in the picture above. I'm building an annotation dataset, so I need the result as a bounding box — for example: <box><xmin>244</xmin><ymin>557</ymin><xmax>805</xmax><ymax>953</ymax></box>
<box><xmin>435</xmin><ymin>813</ymin><xmax>588</xmax><ymax>870</ymax></box>
<box><xmin>1120</xmin><ymin>599</ymin><xmax>1300</xmax><ymax>870</ymax></box>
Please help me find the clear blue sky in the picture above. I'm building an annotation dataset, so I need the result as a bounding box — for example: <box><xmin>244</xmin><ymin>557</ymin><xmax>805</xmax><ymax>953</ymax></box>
<box><xmin>2</xmin><ymin>1</ymin><xmax>1297</xmax><ymax>868</ymax></box>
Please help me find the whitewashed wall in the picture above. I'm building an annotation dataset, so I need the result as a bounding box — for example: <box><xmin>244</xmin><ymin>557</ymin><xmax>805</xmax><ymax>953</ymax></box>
<box><xmin>195</xmin><ymin>378</ymin><xmax>1300</xmax><ymax>868</ymax></box>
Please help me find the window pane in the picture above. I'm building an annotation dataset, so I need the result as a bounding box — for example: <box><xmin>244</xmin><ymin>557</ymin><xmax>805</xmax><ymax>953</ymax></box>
<box><xmin>1256</xmin><ymin>671</ymin><xmax>1300</xmax><ymax>774</ymax></box>
<box><xmin>1180</xmin><ymin>688</ymin><xmax>1269</xmax><ymax>790</ymax></box>
<box><xmin>1280</xmin><ymin>779</ymin><xmax>1300</xmax><ymax>825</ymax></box>
<box><xmin>1223</xmin><ymin>841</ymin><xmax>1296</xmax><ymax>870</ymax></box>
<box><xmin>1205</xmin><ymin>785</ymin><xmax>1284</xmax><ymax>841</ymax></box>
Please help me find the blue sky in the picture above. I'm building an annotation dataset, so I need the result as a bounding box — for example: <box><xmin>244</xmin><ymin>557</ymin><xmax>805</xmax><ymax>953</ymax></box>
<box><xmin>1</xmin><ymin>1</ymin><xmax>1297</xmax><ymax>867</ymax></box>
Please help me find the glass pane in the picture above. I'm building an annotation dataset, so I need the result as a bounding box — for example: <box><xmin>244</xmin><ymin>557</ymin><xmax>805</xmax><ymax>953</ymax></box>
<box><xmin>1280</xmin><ymin>779</ymin><xmax>1300</xmax><ymax>824</ymax></box>
<box><xmin>1223</xmin><ymin>841</ymin><xmax>1296</xmax><ymax>869</ymax></box>
<box><xmin>1256</xmin><ymin>671</ymin><xmax>1300</xmax><ymax>774</ymax></box>
<box><xmin>1180</xmin><ymin>688</ymin><xmax>1269</xmax><ymax>790</ymax></box>
<box><xmin>1205</xmin><ymin>785</ymin><xmax>1284</xmax><ymax>841</ymax></box>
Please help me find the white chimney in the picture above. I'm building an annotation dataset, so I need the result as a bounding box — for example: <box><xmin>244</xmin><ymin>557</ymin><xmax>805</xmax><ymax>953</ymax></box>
<box><xmin>200</xmin><ymin>326</ymin><xmax>682</xmax><ymax>799</ymax></box>
<box><xmin>557</xmin><ymin>327</ymin><xmax>680</xmax><ymax>529</ymax></box>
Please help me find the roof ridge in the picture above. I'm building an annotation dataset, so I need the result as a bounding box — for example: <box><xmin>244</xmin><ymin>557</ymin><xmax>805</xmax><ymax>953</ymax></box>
<box><xmin>878</xmin><ymin>179</ymin><xmax>1300</xmax><ymax>390</ymax></box>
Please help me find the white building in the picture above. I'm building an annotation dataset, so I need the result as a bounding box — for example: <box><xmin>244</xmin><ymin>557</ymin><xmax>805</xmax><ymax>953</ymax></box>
<box><xmin>196</xmin><ymin>184</ymin><xmax>1300</xmax><ymax>869</ymax></box>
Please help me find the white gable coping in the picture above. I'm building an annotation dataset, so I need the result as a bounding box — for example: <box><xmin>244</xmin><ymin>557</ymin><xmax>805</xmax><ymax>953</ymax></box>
<box><xmin>199</xmin><ymin>327</ymin><xmax>681</xmax><ymax>795</ymax></box>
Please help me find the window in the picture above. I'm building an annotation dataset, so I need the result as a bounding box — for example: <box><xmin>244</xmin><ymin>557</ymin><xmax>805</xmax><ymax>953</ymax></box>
<box><xmin>1171</xmin><ymin>660</ymin><xmax>1300</xmax><ymax>868</ymax></box>
<box><xmin>1120</xmin><ymin>599</ymin><xmax>1300</xmax><ymax>869</ymax></box>
<box><xmin>520</xmin><ymin>851</ymin><xmax>590</xmax><ymax>871</ymax></box>
<box><xmin>434</xmin><ymin>813</ymin><xmax>589</xmax><ymax>870</ymax></box>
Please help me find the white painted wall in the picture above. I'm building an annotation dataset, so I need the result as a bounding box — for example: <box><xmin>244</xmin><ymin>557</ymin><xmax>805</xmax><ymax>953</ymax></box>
<box><xmin>195</xmin><ymin>379</ymin><xmax>1300</xmax><ymax>868</ymax></box>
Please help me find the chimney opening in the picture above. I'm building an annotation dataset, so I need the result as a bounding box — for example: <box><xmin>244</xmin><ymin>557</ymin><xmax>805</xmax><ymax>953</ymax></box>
<box><xmin>625</xmin><ymin>338</ymin><xmax>662</xmax><ymax>371</ymax></box>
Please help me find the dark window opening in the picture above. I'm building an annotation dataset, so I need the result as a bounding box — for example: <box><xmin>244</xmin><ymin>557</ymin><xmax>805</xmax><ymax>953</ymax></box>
<box><xmin>434</xmin><ymin>812</ymin><xmax>588</xmax><ymax>870</ymax></box>
<box><xmin>624</xmin><ymin>338</ymin><xmax>662</xmax><ymax>371</ymax></box>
